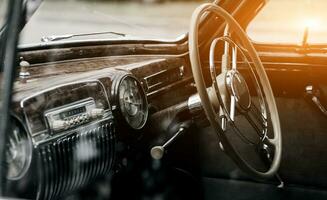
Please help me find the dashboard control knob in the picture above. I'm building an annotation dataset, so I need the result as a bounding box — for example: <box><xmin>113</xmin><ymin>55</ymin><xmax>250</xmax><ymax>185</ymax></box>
<box><xmin>90</xmin><ymin>108</ymin><xmax>104</xmax><ymax>118</ymax></box>
<box><xmin>69</xmin><ymin>119</ymin><xmax>74</xmax><ymax>126</ymax></box>
<box><xmin>52</xmin><ymin>120</ymin><xmax>69</xmax><ymax>131</ymax></box>
<box><xmin>150</xmin><ymin>146</ymin><xmax>165</xmax><ymax>160</ymax></box>
<box><xmin>150</xmin><ymin>127</ymin><xmax>186</xmax><ymax>160</ymax></box>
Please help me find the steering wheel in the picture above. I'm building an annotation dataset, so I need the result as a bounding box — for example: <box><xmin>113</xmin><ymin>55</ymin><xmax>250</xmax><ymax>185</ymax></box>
<box><xmin>189</xmin><ymin>3</ymin><xmax>282</xmax><ymax>179</ymax></box>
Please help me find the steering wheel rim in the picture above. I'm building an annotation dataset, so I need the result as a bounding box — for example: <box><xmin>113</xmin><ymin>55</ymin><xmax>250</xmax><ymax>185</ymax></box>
<box><xmin>189</xmin><ymin>3</ymin><xmax>282</xmax><ymax>179</ymax></box>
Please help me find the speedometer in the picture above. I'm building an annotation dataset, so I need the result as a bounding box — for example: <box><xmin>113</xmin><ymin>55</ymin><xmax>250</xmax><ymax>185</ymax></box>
<box><xmin>117</xmin><ymin>75</ymin><xmax>148</xmax><ymax>129</ymax></box>
<box><xmin>5</xmin><ymin>119</ymin><xmax>32</xmax><ymax>180</ymax></box>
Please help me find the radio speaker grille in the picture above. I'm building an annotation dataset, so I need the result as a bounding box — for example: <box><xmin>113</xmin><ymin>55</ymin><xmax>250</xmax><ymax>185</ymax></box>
<box><xmin>36</xmin><ymin>120</ymin><xmax>115</xmax><ymax>200</ymax></box>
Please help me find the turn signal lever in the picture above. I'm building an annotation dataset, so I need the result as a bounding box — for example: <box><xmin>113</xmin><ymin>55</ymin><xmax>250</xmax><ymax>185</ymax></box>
<box><xmin>150</xmin><ymin>125</ymin><xmax>188</xmax><ymax>160</ymax></box>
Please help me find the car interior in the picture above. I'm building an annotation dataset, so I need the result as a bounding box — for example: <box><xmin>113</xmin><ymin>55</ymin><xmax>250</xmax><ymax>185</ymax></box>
<box><xmin>1</xmin><ymin>0</ymin><xmax>327</xmax><ymax>199</ymax></box>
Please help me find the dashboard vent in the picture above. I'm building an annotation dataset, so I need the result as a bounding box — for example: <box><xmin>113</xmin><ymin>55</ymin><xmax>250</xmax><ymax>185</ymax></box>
<box><xmin>144</xmin><ymin>65</ymin><xmax>185</xmax><ymax>93</ymax></box>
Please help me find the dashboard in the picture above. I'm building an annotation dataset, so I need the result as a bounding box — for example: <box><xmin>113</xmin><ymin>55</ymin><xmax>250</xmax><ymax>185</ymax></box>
<box><xmin>5</xmin><ymin>54</ymin><xmax>195</xmax><ymax>200</ymax></box>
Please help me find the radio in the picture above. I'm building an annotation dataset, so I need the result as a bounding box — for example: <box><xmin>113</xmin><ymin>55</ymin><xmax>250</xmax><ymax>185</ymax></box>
<box><xmin>45</xmin><ymin>98</ymin><xmax>105</xmax><ymax>132</ymax></box>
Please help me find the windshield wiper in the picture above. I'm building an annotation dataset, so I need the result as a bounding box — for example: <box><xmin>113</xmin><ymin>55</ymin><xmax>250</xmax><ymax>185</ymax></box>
<box><xmin>41</xmin><ymin>31</ymin><xmax>126</xmax><ymax>42</ymax></box>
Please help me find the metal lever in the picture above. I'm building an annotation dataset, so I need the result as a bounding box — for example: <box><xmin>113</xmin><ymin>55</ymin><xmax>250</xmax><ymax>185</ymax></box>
<box><xmin>150</xmin><ymin>127</ymin><xmax>186</xmax><ymax>160</ymax></box>
<box><xmin>275</xmin><ymin>173</ymin><xmax>284</xmax><ymax>188</ymax></box>
<box><xmin>305</xmin><ymin>85</ymin><xmax>327</xmax><ymax>117</ymax></box>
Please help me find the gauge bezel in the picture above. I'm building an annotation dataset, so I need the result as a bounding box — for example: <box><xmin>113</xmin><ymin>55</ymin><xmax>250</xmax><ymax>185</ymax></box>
<box><xmin>6</xmin><ymin>116</ymin><xmax>33</xmax><ymax>180</ymax></box>
<box><xmin>113</xmin><ymin>74</ymin><xmax>148</xmax><ymax>130</ymax></box>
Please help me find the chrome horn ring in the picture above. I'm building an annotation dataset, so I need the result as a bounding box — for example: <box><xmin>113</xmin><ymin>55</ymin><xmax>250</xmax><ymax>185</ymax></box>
<box><xmin>209</xmin><ymin>36</ymin><xmax>269</xmax><ymax>144</ymax></box>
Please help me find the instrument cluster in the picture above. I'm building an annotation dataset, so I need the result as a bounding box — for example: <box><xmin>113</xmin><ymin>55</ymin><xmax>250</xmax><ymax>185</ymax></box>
<box><xmin>5</xmin><ymin>70</ymin><xmax>149</xmax><ymax>200</ymax></box>
<box><xmin>5</xmin><ymin>118</ymin><xmax>32</xmax><ymax>181</ymax></box>
<box><xmin>113</xmin><ymin>74</ymin><xmax>148</xmax><ymax>130</ymax></box>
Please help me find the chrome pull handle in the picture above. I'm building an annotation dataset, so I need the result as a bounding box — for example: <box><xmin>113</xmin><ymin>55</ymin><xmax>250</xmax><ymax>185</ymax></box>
<box><xmin>305</xmin><ymin>85</ymin><xmax>327</xmax><ymax>117</ymax></box>
<box><xmin>150</xmin><ymin>127</ymin><xmax>186</xmax><ymax>160</ymax></box>
<box><xmin>311</xmin><ymin>96</ymin><xmax>327</xmax><ymax>116</ymax></box>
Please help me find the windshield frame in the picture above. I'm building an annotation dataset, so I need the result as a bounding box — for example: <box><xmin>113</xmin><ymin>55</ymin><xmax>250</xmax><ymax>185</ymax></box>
<box><xmin>0</xmin><ymin>0</ymin><xmax>24</xmax><ymax>197</ymax></box>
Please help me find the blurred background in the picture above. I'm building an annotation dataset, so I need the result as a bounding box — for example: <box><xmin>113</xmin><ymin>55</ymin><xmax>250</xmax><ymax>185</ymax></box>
<box><xmin>21</xmin><ymin>0</ymin><xmax>209</xmax><ymax>44</ymax></box>
<box><xmin>21</xmin><ymin>0</ymin><xmax>327</xmax><ymax>45</ymax></box>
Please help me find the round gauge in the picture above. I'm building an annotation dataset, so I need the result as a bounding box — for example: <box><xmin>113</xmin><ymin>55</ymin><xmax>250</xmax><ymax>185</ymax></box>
<box><xmin>118</xmin><ymin>75</ymin><xmax>148</xmax><ymax>129</ymax></box>
<box><xmin>5</xmin><ymin>119</ymin><xmax>32</xmax><ymax>180</ymax></box>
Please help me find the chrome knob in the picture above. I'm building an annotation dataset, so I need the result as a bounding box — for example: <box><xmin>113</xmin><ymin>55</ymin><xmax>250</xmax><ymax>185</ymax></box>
<box><xmin>150</xmin><ymin>146</ymin><xmax>165</xmax><ymax>160</ymax></box>
<box><xmin>90</xmin><ymin>108</ymin><xmax>104</xmax><ymax>118</ymax></box>
<box><xmin>52</xmin><ymin>120</ymin><xmax>68</xmax><ymax>131</ymax></box>
<box><xmin>150</xmin><ymin>127</ymin><xmax>186</xmax><ymax>160</ymax></box>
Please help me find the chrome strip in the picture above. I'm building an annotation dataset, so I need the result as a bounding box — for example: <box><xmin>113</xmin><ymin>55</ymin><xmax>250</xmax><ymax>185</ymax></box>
<box><xmin>20</xmin><ymin>79</ymin><xmax>112</xmax><ymax>139</ymax></box>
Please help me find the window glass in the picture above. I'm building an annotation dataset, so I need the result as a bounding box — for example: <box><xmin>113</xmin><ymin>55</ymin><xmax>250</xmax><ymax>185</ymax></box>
<box><xmin>21</xmin><ymin>0</ymin><xmax>207</xmax><ymax>44</ymax></box>
<box><xmin>0</xmin><ymin>0</ymin><xmax>7</xmax><ymax>30</ymax></box>
<box><xmin>247</xmin><ymin>0</ymin><xmax>327</xmax><ymax>44</ymax></box>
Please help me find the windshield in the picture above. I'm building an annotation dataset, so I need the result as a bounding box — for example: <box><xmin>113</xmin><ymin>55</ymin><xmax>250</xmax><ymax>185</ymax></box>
<box><xmin>21</xmin><ymin>0</ymin><xmax>205</xmax><ymax>44</ymax></box>
<box><xmin>248</xmin><ymin>0</ymin><xmax>327</xmax><ymax>44</ymax></box>
<box><xmin>0</xmin><ymin>0</ymin><xmax>7</xmax><ymax>31</ymax></box>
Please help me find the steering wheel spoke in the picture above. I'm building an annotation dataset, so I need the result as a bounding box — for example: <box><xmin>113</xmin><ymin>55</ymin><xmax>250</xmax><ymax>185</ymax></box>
<box><xmin>218</xmin><ymin>111</ymin><xmax>227</xmax><ymax>131</ymax></box>
<box><xmin>229</xmin><ymin>94</ymin><xmax>236</xmax><ymax>121</ymax></box>
<box><xmin>243</xmin><ymin>100</ymin><xmax>267</xmax><ymax>136</ymax></box>
<box><xmin>266</xmin><ymin>137</ymin><xmax>277</xmax><ymax>146</ymax></box>
<box><xmin>232</xmin><ymin>46</ymin><xmax>237</xmax><ymax>70</ymax></box>
<box><xmin>250</xmin><ymin>101</ymin><xmax>268</xmax><ymax>128</ymax></box>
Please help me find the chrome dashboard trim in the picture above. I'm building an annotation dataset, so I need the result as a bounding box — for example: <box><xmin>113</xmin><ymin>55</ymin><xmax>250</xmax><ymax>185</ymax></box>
<box><xmin>33</xmin><ymin>116</ymin><xmax>113</xmax><ymax>146</ymax></box>
<box><xmin>18</xmin><ymin>35</ymin><xmax>188</xmax><ymax>51</ymax></box>
<box><xmin>44</xmin><ymin>97</ymin><xmax>96</xmax><ymax>133</ymax></box>
<box><xmin>188</xmin><ymin>94</ymin><xmax>202</xmax><ymax>115</ymax></box>
<box><xmin>20</xmin><ymin>79</ymin><xmax>112</xmax><ymax>139</ymax></box>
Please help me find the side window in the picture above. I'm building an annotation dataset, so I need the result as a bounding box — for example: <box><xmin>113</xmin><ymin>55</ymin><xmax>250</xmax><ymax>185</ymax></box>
<box><xmin>0</xmin><ymin>0</ymin><xmax>7</xmax><ymax>30</ymax></box>
<box><xmin>247</xmin><ymin>0</ymin><xmax>327</xmax><ymax>44</ymax></box>
<box><xmin>0</xmin><ymin>0</ymin><xmax>8</xmax><ymax>72</ymax></box>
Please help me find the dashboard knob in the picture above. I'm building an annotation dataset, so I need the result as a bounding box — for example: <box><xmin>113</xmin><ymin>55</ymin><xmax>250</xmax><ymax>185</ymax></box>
<box><xmin>150</xmin><ymin>127</ymin><xmax>186</xmax><ymax>160</ymax></box>
<box><xmin>90</xmin><ymin>108</ymin><xmax>104</xmax><ymax>118</ymax></box>
<box><xmin>69</xmin><ymin>119</ymin><xmax>74</xmax><ymax>125</ymax></box>
<box><xmin>52</xmin><ymin>120</ymin><xmax>68</xmax><ymax>131</ymax></box>
<box><xmin>150</xmin><ymin>146</ymin><xmax>165</xmax><ymax>160</ymax></box>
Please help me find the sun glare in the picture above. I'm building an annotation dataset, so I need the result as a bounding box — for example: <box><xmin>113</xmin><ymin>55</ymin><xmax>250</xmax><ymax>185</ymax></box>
<box><xmin>303</xmin><ymin>18</ymin><xmax>320</xmax><ymax>30</ymax></box>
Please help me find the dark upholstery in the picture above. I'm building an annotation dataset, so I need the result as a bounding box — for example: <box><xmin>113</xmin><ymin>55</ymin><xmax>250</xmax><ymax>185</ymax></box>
<box><xmin>197</xmin><ymin>97</ymin><xmax>327</xmax><ymax>189</ymax></box>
